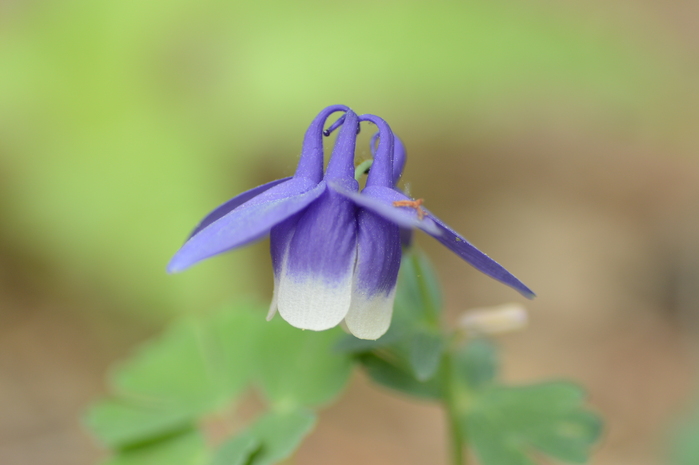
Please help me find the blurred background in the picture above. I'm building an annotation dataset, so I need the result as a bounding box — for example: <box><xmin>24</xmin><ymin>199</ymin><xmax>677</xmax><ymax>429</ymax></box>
<box><xmin>1</xmin><ymin>0</ymin><xmax>698</xmax><ymax>464</ymax></box>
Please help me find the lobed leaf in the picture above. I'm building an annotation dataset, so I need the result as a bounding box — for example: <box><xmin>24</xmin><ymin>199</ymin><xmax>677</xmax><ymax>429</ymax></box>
<box><xmin>205</xmin><ymin>305</ymin><xmax>262</xmax><ymax>399</ymax></box>
<box><xmin>109</xmin><ymin>319</ymin><xmax>227</xmax><ymax>414</ymax></box>
<box><xmin>209</xmin><ymin>409</ymin><xmax>316</xmax><ymax>465</ymax></box>
<box><xmin>453</xmin><ymin>339</ymin><xmax>499</xmax><ymax>390</ymax></box>
<box><xmin>100</xmin><ymin>430</ymin><xmax>207</xmax><ymax>465</ymax></box>
<box><xmin>209</xmin><ymin>433</ymin><xmax>260</xmax><ymax>465</ymax></box>
<box><xmin>85</xmin><ymin>399</ymin><xmax>195</xmax><ymax>449</ymax></box>
<box><xmin>358</xmin><ymin>353</ymin><xmax>441</xmax><ymax>400</ymax></box>
<box><xmin>464</xmin><ymin>382</ymin><xmax>602</xmax><ymax>465</ymax></box>
<box><xmin>247</xmin><ymin>410</ymin><xmax>317</xmax><ymax>465</ymax></box>
<box><xmin>408</xmin><ymin>331</ymin><xmax>444</xmax><ymax>382</ymax></box>
<box><xmin>86</xmin><ymin>301</ymin><xmax>352</xmax><ymax>459</ymax></box>
<box><xmin>257</xmin><ymin>321</ymin><xmax>352</xmax><ymax>409</ymax></box>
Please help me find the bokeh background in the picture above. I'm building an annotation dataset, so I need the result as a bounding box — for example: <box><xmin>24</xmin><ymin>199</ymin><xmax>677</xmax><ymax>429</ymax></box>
<box><xmin>1</xmin><ymin>0</ymin><xmax>699</xmax><ymax>464</ymax></box>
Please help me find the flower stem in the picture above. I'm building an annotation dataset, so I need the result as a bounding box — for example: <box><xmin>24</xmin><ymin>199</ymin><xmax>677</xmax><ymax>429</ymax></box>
<box><xmin>354</xmin><ymin>159</ymin><xmax>373</xmax><ymax>180</ymax></box>
<box><xmin>441</xmin><ymin>351</ymin><xmax>466</xmax><ymax>465</ymax></box>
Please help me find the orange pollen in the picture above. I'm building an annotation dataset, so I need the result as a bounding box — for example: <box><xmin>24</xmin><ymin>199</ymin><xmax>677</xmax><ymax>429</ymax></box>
<box><xmin>392</xmin><ymin>198</ymin><xmax>426</xmax><ymax>220</ymax></box>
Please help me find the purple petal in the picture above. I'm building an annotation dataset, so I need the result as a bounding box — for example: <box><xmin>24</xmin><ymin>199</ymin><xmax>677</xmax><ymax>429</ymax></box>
<box><xmin>167</xmin><ymin>178</ymin><xmax>326</xmax><ymax>273</ymax></box>
<box><xmin>277</xmin><ymin>189</ymin><xmax>358</xmax><ymax>331</ymax></box>
<box><xmin>354</xmin><ymin>212</ymin><xmax>401</xmax><ymax>296</ymax></box>
<box><xmin>344</xmin><ymin>211</ymin><xmax>401</xmax><ymax>340</ymax></box>
<box><xmin>187</xmin><ymin>177</ymin><xmax>291</xmax><ymax>240</ymax></box>
<box><xmin>392</xmin><ymin>136</ymin><xmax>407</xmax><ymax>185</ymax></box>
<box><xmin>359</xmin><ymin>114</ymin><xmax>394</xmax><ymax>188</ymax></box>
<box><xmin>328</xmin><ymin>183</ymin><xmax>440</xmax><ymax>235</ymax></box>
<box><xmin>424</xmin><ymin>212</ymin><xmax>536</xmax><ymax>299</ymax></box>
<box><xmin>325</xmin><ymin>110</ymin><xmax>359</xmax><ymax>181</ymax></box>
<box><xmin>295</xmin><ymin>105</ymin><xmax>349</xmax><ymax>183</ymax></box>
<box><xmin>370</xmin><ymin>132</ymin><xmax>406</xmax><ymax>185</ymax></box>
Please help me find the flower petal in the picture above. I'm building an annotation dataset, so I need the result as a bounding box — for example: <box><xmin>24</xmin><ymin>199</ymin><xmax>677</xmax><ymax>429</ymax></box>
<box><xmin>424</xmin><ymin>212</ymin><xmax>536</xmax><ymax>299</ymax></box>
<box><xmin>353</xmin><ymin>211</ymin><xmax>402</xmax><ymax>295</ymax></box>
<box><xmin>328</xmin><ymin>183</ymin><xmax>440</xmax><ymax>235</ymax></box>
<box><xmin>168</xmin><ymin>178</ymin><xmax>325</xmax><ymax>273</ymax></box>
<box><xmin>392</xmin><ymin>136</ymin><xmax>407</xmax><ymax>185</ymax></box>
<box><xmin>295</xmin><ymin>105</ymin><xmax>349</xmax><ymax>183</ymax></box>
<box><xmin>187</xmin><ymin>177</ymin><xmax>291</xmax><ymax>240</ymax></box>
<box><xmin>277</xmin><ymin>190</ymin><xmax>358</xmax><ymax>331</ymax></box>
<box><xmin>369</xmin><ymin>133</ymin><xmax>405</xmax><ymax>184</ymax></box>
<box><xmin>344</xmin><ymin>211</ymin><xmax>401</xmax><ymax>340</ymax></box>
<box><xmin>267</xmin><ymin>214</ymin><xmax>300</xmax><ymax>321</ymax></box>
<box><xmin>344</xmin><ymin>288</ymin><xmax>397</xmax><ymax>340</ymax></box>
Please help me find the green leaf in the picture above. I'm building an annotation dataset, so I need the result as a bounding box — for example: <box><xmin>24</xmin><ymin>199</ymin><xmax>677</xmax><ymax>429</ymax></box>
<box><xmin>209</xmin><ymin>410</ymin><xmax>316</xmax><ymax>465</ymax></box>
<box><xmin>248</xmin><ymin>410</ymin><xmax>317</xmax><ymax>465</ymax></box>
<box><xmin>526</xmin><ymin>410</ymin><xmax>603</xmax><ymax>463</ymax></box>
<box><xmin>109</xmin><ymin>319</ymin><xmax>225</xmax><ymax>413</ymax></box>
<box><xmin>87</xmin><ymin>304</ymin><xmax>263</xmax><ymax>449</ymax></box>
<box><xmin>206</xmin><ymin>304</ymin><xmax>262</xmax><ymax>398</ymax></box>
<box><xmin>88</xmin><ymin>318</ymin><xmax>227</xmax><ymax>449</ymax></box>
<box><xmin>359</xmin><ymin>353</ymin><xmax>441</xmax><ymax>400</ymax></box>
<box><xmin>258</xmin><ymin>321</ymin><xmax>352</xmax><ymax>408</ymax></box>
<box><xmin>209</xmin><ymin>433</ymin><xmax>260</xmax><ymax>465</ymax></box>
<box><xmin>394</xmin><ymin>249</ymin><xmax>443</xmax><ymax>324</ymax></box>
<box><xmin>453</xmin><ymin>339</ymin><xmax>499</xmax><ymax>389</ymax></box>
<box><xmin>465</xmin><ymin>382</ymin><xmax>602</xmax><ymax>465</ymax></box>
<box><xmin>101</xmin><ymin>430</ymin><xmax>207</xmax><ymax>465</ymax></box>
<box><xmin>411</xmin><ymin>250</ymin><xmax>443</xmax><ymax>318</ymax></box>
<box><xmin>669</xmin><ymin>406</ymin><xmax>699</xmax><ymax>465</ymax></box>
<box><xmin>87</xmin><ymin>303</ymin><xmax>342</xmax><ymax>461</ymax></box>
<box><xmin>468</xmin><ymin>416</ymin><xmax>536</xmax><ymax>465</ymax></box>
<box><xmin>85</xmin><ymin>399</ymin><xmax>195</xmax><ymax>449</ymax></box>
<box><xmin>408</xmin><ymin>331</ymin><xmax>444</xmax><ymax>381</ymax></box>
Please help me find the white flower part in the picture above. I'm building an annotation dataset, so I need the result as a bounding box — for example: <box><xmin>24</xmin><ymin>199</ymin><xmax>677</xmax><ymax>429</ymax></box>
<box><xmin>338</xmin><ymin>319</ymin><xmax>351</xmax><ymax>334</ymax></box>
<box><xmin>458</xmin><ymin>303</ymin><xmax>528</xmax><ymax>335</ymax></box>
<box><xmin>266</xmin><ymin>278</ymin><xmax>279</xmax><ymax>321</ymax></box>
<box><xmin>267</xmin><ymin>233</ymin><xmax>288</xmax><ymax>322</ymax></box>
<box><xmin>277</xmin><ymin>267</ymin><xmax>355</xmax><ymax>332</ymax></box>
<box><xmin>343</xmin><ymin>288</ymin><xmax>396</xmax><ymax>340</ymax></box>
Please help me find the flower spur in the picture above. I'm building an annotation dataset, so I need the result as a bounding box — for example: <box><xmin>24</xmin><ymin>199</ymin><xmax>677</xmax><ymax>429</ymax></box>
<box><xmin>168</xmin><ymin>106</ymin><xmax>534</xmax><ymax>339</ymax></box>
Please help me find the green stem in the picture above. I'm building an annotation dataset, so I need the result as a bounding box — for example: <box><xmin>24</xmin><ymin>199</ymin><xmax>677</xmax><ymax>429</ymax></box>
<box><xmin>442</xmin><ymin>351</ymin><xmax>466</xmax><ymax>465</ymax></box>
<box><xmin>354</xmin><ymin>159</ymin><xmax>373</xmax><ymax>180</ymax></box>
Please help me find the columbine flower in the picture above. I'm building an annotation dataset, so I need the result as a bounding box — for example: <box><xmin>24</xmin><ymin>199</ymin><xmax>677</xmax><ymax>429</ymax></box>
<box><xmin>168</xmin><ymin>105</ymin><xmax>534</xmax><ymax>339</ymax></box>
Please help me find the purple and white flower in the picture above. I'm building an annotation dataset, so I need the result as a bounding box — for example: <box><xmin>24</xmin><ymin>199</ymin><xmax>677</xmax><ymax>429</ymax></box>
<box><xmin>168</xmin><ymin>106</ymin><xmax>534</xmax><ymax>339</ymax></box>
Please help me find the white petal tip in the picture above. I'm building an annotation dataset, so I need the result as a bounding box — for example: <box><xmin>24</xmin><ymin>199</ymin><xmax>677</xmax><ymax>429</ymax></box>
<box><xmin>267</xmin><ymin>283</ymin><xmax>279</xmax><ymax>321</ymax></box>
<box><xmin>278</xmin><ymin>275</ymin><xmax>352</xmax><ymax>331</ymax></box>
<box><xmin>344</xmin><ymin>290</ymin><xmax>396</xmax><ymax>340</ymax></box>
<box><xmin>266</xmin><ymin>303</ymin><xmax>277</xmax><ymax>321</ymax></box>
